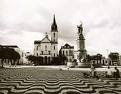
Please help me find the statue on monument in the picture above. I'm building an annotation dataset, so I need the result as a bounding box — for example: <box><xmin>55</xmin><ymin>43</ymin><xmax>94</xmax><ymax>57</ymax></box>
<box><xmin>76</xmin><ymin>21</ymin><xmax>87</xmax><ymax>67</ymax></box>
<box><xmin>77</xmin><ymin>21</ymin><xmax>83</xmax><ymax>34</ymax></box>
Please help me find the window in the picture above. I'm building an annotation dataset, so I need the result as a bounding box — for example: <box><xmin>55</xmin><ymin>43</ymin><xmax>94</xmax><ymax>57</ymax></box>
<box><xmin>63</xmin><ymin>50</ymin><xmax>64</xmax><ymax>55</ymax></box>
<box><xmin>37</xmin><ymin>46</ymin><xmax>38</xmax><ymax>50</ymax></box>
<box><xmin>69</xmin><ymin>50</ymin><xmax>72</xmax><ymax>55</ymax></box>
<box><xmin>54</xmin><ymin>39</ymin><xmax>55</xmax><ymax>42</ymax></box>
<box><xmin>66</xmin><ymin>50</ymin><xmax>68</xmax><ymax>55</ymax></box>
<box><xmin>37</xmin><ymin>53</ymin><xmax>38</xmax><ymax>56</ymax></box>
<box><xmin>48</xmin><ymin>51</ymin><xmax>51</xmax><ymax>55</ymax></box>
<box><xmin>53</xmin><ymin>33</ymin><xmax>55</xmax><ymax>37</ymax></box>
<box><xmin>54</xmin><ymin>46</ymin><xmax>55</xmax><ymax>50</ymax></box>
<box><xmin>54</xmin><ymin>53</ymin><xmax>55</xmax><ymax>57</ymax></box>
<box><xmin>70</xmin><ymin>58</ymin><xmax>72</xmax><ymax>62</ymax></box>
<box><xmin>45</xmin><ymin>45</ymin><xmax>47</xmax><ymax>51</ymax></box>
<box><xmin>41</xmin><ymin>51</ymin><xmax>43</xmax><ymax>55</ymax></box>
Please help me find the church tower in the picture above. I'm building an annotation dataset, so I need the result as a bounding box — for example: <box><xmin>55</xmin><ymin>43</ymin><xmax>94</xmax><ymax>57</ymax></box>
<box><xmin>51</xmin><ymin>15</ymin><xmax>58</xmax><ymax>57</ymax></box>
<box><xmin>77</xmin><ymin>23</ymin><xmax>87</xmax><ymax>62</ymax></box>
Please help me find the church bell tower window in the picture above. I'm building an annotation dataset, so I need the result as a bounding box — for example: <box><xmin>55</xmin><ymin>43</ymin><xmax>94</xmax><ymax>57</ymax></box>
<box><xmin>37</xmin><ymin>46</ymin><xmax>38</xmax><ymax>51</ymax></box>
<box><xmin>45</xmin><ymin>45</ymin><xmax>47</xmax><ymax>51</ymax></box>
<box><xmin>53</xmin><ymin>33</ymin><xmax>55</xmax><ymax>37</ymax></box>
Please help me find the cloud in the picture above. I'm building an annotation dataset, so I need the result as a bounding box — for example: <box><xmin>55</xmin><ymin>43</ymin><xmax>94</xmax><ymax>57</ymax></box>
<box><xmin>0</xmin><ymin>0</ymin><xmax>121</xmax><ymax>56</ymax></box>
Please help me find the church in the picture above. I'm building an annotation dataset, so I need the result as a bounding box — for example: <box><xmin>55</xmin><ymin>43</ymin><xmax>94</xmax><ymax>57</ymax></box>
<box><xmin>34</xmin><ymin>15</ymin><xmax>58</xmax><ymax>64</ymax></box>
<box><xmin>34</xmin><ymin>15</ymin><xmax>87</xmax><ymax>65</ymax></box>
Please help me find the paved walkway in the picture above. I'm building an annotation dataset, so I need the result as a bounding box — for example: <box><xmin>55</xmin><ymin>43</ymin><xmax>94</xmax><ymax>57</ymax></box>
<box><xmin>0</xmin><ymin>67</ymin><xmax>121</xmax><ymax>94</ymax></box>
<box><xmin>4</xmin><ymin>65</ymin><xmax>121</xmax><ymax>71</ymax></box>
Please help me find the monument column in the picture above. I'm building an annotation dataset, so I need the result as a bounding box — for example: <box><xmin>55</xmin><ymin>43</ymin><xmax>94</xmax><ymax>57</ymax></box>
<box><xmin>77</xmin><ymin>23</ymin><xmax>87</xmax><ymax>66</ymax></box>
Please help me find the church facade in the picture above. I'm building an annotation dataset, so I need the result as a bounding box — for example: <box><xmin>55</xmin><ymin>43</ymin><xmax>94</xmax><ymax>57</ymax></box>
<box><xmin>34</xmin><ymin>15</ymin><xmax>58</xmax><ymax>64</ymax></box>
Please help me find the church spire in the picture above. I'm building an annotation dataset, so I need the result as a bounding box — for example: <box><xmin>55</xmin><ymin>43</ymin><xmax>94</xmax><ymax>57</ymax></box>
<box><xmin>53</xmin><ymin>14</ymin><xmax>56</xmax><ymax>25</ymax></box>
<box><xmin>51</xmin><ymin>15</ymin><xmax>58</xmax><ymax>31</ymax></box>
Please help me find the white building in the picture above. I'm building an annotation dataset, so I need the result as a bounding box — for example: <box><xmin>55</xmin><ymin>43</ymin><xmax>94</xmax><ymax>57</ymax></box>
<box><xmin>22</xmin><ymin>52</ymin><xmax>31</xmax><ymax>65</ymax></box>
<box><xmin>119</xmin><ymin>55</ymin><xmax>121</xmax><ymax>65</ymax></box>
<box><xmin>34</xmin><ymin>15</ymin><xmax>58</xmax><ymax>64</ymax></box>
<box><xmin>60</xmin><ymin>43</ymin><xmax>74</xmax><ymax>62</ymax></box>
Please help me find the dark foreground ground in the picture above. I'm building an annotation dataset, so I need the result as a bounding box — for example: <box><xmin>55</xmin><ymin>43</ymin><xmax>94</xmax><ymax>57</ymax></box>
<box><xmin>0</xmin><ymin>67</ymin><xmax>121</xmax><ymax>94</ymax></box>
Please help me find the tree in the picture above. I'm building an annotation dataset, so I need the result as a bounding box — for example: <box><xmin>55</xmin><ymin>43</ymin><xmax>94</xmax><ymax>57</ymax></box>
<box><xmin>26</xmin><ymin>55</ymin><xmax>36</xmax><ymax>64</ymax></box>
<box><xmin>0</xmin><ymin>47</ymin><xmax>5</xmax><ymax>68</ymax></box>
<box><xmin>108</xmin><ymin>52</ymin><xmax>119</xmax><ymax>65</ymax></box>
<box><xmin>0</xmin><ymin>47</ymin><xmax>20</xmax><ymax>68</ymax></box>
<box><xmin>85</xmin><ymin>54</ymin><xmax>92</xmax><ymax>62</ymax></box>
<box><xmin>12</xmin><ymin>50</ymin><xmax>20</xmax><ymax>65</ymax></box>
<box><xmin>26</xmin><ymin>55</ymin><xmax>43</xmax><ymax>65</ymax></box>
<box><xmin>51</xmin><ymin>55</ymin><xmax>67</xmax><ymax>65</ymax></box>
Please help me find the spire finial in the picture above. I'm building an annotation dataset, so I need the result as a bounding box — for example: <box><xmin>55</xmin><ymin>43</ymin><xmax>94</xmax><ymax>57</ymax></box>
<box><xmin>45</xmin><ymin>32</ymin><xmax>48</xmax><ymax>37</ymax></box>
<box><xmin>51</xmin><ymin>14</ymin><xmax>57</xmax><ymax>31</ymax></box>
<box><xmin>53</xmin><ymin>14</ymin><xmax>56</xmax><ymax>24</ymax></box>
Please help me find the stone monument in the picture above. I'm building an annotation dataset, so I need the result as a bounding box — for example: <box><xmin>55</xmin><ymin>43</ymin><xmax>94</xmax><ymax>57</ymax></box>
<box><xmin>77</xmin><ymin>22</ymin><xmax>88</xmax><ymax>67</ymax></box>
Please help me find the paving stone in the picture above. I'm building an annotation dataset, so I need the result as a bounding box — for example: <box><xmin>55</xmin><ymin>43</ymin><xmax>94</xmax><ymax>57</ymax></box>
<box><xmin>0</xmin><ymin>67</ymin><xmax>121</xmax><ymax>94</ymax></box>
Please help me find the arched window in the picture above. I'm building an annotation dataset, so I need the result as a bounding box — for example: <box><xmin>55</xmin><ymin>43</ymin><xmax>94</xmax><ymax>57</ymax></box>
<box><xmin>66</xmin><ymin>50</ymin><xmax>68</xmax><ymax>55</ymax></box>
<box><xmin>45</xmin><ymin>45</ymin><xmax>47</xmax><ymax>51</ymax></box>
<box><xmin>69</xmin><ymin>50</ymin><xmax>72</xmax><ymax>55</ymax></box>
<box><xmin>53</xmin><ymin>33</ymin><xmax>55</xmax><ymax>37</ymax></box>
<box><xmin>53</xmin><ymin>39</ymin><xmax>55</xmax><ymax>42</ymax></box>
<box><xmin>70</xmin><ymin>58</ymin><xmax>72</xmax><ymax>62</ymax></box>
<box><xmin>48</xmin><ymin>51</ymin><xmax>51</xmax><ymax>55</ymax></box>
<box><xmin>41</xmin><ymin>51</ymin><xmax>43</xmax><ymax>55</ymax></box>
<box><xmin>63</xmin><ymin>50</ymin><xmax>64</xmax><ymax>55</ymax></box>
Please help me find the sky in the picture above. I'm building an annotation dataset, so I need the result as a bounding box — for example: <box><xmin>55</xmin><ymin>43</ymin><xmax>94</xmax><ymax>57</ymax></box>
<box><xmin>0</xmin><ymin>0</ymin><xmax>121</xmax><ymax>57</ymax></box>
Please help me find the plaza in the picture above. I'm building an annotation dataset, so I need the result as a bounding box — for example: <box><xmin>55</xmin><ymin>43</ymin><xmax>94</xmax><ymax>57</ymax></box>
<box><xmin>0</xmin><ymin>66</ymin><xmax>121</xmax><ymax>94</ymax></box>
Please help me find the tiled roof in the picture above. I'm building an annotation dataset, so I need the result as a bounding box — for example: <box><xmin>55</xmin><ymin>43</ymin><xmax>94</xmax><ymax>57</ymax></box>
<box><xmin>0</xmin><ymin>45</ymin><xmax>18</xmax><ymax>48</ymax></box>
<box><xmin>61</xmin><ymin>43</ymin><xmax>74</xmax><ymax>49</ymax></box>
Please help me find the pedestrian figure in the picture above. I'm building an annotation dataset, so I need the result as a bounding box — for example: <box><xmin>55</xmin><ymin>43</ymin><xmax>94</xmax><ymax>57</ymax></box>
<box><xmin>59</xmin><ymin>68</ymin><xmax>62</xmax><ymax>71</ymax></box>
<box><xmin>67</xmin><ymin>67</ymin><xmax>69</xmax><ymax>70</ymax></box>
<box><xmin>91</xmin><ymin>63</ymin><xmax>96</xmax><ymax>78</ymax></box>
<box><xmin>106</xmin><ymin>66</ymin><xmax>112</xmax><ymax>78</ymax></box>
<box><xmin>113</xmin><ymin>67</ymin><xmax>120</xmax><ymax>79</ymax></box>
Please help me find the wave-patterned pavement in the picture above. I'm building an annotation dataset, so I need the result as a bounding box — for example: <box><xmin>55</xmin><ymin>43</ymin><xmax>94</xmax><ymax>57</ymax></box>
<box><xmin>0</xmin><ymin>67</ymin><xmax>121</xmax><ymax>94</ymax></box>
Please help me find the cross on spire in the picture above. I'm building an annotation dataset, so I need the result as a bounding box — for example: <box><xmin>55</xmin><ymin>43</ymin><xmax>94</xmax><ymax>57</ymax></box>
<box><xmin>45</xmin><ymin>32</ymin><xmax>48</xmax><ymax>37</ymax></box>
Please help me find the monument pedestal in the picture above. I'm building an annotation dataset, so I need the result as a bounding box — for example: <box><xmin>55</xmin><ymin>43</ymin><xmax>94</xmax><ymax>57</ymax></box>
<box><xmin>77</xmin><ymin>62</ymin><xmax>91</xmax><ymax>68</ymax></box>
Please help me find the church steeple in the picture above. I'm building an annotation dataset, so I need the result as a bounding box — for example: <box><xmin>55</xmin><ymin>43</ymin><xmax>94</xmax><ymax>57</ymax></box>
<box><xmin>51</xmin><ymin>15</ymin><xmax>58</xmax><ymax>57</ymax></box>
<box><xmin>51</xmin><ymin>15</ymin><xmax>58</xmax><ymax>31</ymax></box>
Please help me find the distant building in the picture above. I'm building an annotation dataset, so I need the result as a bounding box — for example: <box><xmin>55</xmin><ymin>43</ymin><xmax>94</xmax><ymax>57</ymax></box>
<box><xmin>60</xmin><ymin>43</ymin><xmax>74</xmax><ymax>62</ymax></box>
<box><xmin>108</xmin><ymin>52</ymin><xmax>120</xmax><ymax>65</ymax></box>
<box><xmin>119</xmin><ymin>55</ymin><xmax>121</xmax><ymax>65</ymax></box>
<box><xmin>91</xmin><ymin>57</ymin><xmax>110</xmax><ymax>65</ymax></box>
<box><xmin>34</xmin><ymin>15</ymin><xmax>58</xmax><ymax>64</ymax></box>
<box><xmin>23</xmin><ymin>52</ymin><xmax>31</xmax><ymax>64</ymax></box>
<box><xmin>90</xmin><ymin>53</ymin><xmax>120</xmax><ymax>66</ymax></box>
